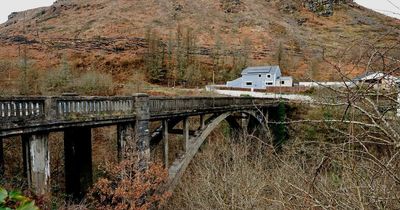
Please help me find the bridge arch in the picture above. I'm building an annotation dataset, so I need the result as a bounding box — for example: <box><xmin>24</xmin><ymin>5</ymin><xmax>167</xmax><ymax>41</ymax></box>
<box><xmin>167</xmin><ymin>110</ymin><xmax>270</xmax><ymax>190</ymax></box>
<box><xmin>150</xmin><ymin>110</ymin><xmax>267</xmax><ymax>146</ymax></box>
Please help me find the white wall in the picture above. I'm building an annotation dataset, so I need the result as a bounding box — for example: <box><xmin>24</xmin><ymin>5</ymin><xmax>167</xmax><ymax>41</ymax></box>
<box><xmin>299</xmin><ymin>82</ymin><xmax>354</xmax><ymax>87</ymax></box>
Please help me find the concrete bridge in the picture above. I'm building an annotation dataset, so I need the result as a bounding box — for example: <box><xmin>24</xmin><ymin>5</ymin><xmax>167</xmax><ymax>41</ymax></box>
<box><xmin>0</xmin><ymin>94</ymin><xmax>283</xmax><ymax>199</ymax></box>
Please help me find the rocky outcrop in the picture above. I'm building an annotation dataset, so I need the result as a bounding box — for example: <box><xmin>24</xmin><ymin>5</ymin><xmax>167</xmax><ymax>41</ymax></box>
<box><xmin>7</xmin><ymin>12</ymin><xmax>19</xmax><ymax>20</ymax></box>
<box><xmin>220</xmin><ymin>0</ymin><xmax>245</xmax><ymax>13</ymax></box>
<box><xmin>303</xmin><ymin>0</ymin><xmax>353</xmax><ymax>16</ymax></box>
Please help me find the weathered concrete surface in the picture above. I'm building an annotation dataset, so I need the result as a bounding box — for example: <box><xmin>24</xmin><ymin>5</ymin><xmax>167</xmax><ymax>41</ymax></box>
<box><xmin>117</xmin><ymin>123</ymin><xmax>134</xmax><ymax>161</ymax></box>
<box><xmin>64</xmin><ymin>127</ymin><xmax>92</xmax><ymax>200</ymax></box>
<box><xmin>162</xmin><ymin>120</ymin><xmax>169</xmax><ymax>168</ymax></box>
<box><xmin>183</xmin><ymin>117</ymin><xmax>190</xmax><ymax>152</ymax></box>
<box><xmin>199</xmin><ymin>115</ymin><xmax>205</xmax><ymax>130</ymax></box>
<box><xmin>22</xmin><ymin>133</ymin><xmax>50</xmax><ymax>195</ymax></box>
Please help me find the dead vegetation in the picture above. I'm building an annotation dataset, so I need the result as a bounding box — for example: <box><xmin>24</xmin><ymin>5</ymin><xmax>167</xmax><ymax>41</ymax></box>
<box><xmin>167</xmin><ymin>126</ymin><xmax>400</xmax><ymax>209</ymax></box>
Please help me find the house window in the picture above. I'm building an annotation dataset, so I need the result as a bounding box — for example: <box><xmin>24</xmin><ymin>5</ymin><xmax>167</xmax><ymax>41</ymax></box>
<box><xmin>246</xmin><ymin>82</ymin><xmax>253</xmax><ymax>86</ymax></box>
<box><xmin>267</xmin><ymin>74</ymin><xmax>271</xmax><ymax>78</ymax></box>
<box><xmin>266</xmin><ymin>82</ymin><xmax>273</xmax><ymax>86</ymax></box>
<box><xmin>281</xmin><ymin>81</ymin><xmax>285</xmax><ymax>85</ymax></box>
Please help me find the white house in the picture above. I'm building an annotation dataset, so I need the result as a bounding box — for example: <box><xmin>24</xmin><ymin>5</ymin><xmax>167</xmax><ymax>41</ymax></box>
<box><xmin>226</xmin><ymin>66</ymin><xmax>293</xmax><ymax>89</ymax></box>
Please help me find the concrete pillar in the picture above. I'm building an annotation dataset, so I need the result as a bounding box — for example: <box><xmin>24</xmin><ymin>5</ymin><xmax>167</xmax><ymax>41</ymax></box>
<box><xmin>162</xmin><ymin>120</ymin><xmax>169</xmax><ymax>168</ymax></box>
<box><xmin>183</xmin><ymin>117</ymin><xmax>190</xmax><ymax>152</ymax></box>
<box><xmin>0</xmin><ymin>138</ymin><xmax>3</xmax><ymax>176</ymax></box>
<box><xmin>133</xmin><ymin>94</ymin><xmax>150</xmax><ymax>169</ymax></box>
<box><xmin>64</xmin><ymin>127</ymin><xmax>92</xmax><ymax>200</ymax></box>
<box><xmin>117</xmin><ymin>123</ymin><xmax>134</xmax><ymax>162</ymax></box>
<box><xmin>199</xmin><ymin>115</ymin><xmax>206</xmax><ymax>130</ymax></box>
<box><xmin>241</xmin><ymin>113</ymin><xmax>248</xmax><ymax>133</ymax></box>
<box><xmin>22</xmin><ymin>133</ymin><xmax>50</xmax><ymax>195</ymax></box>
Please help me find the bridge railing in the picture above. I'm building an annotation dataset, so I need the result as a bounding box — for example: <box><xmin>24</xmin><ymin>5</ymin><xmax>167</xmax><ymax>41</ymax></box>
<box><xmin>55</xmin><ymin>96</ymin><xmax>135</xmax><ymax>120</ymax></box>
<box><xmin>0</xmin><ymin>96</ymin><xmax>136</xmax><ymax>129</ymax></box>
<box><xmin>149</xmin><ymin>97</ymin><xmax>272</xmax><ymax>114</ymax></box>
<box><xmin>0</xmin><ymin>97</ymin><xmax>46</xmax><ymax>121</ymax></box>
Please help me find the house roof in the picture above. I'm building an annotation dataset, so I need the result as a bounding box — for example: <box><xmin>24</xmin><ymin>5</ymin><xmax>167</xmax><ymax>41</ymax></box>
<box><xmin>241</xmin><ymin>66</ymin><xmax>281</xmax><ymax>75</ymax></box>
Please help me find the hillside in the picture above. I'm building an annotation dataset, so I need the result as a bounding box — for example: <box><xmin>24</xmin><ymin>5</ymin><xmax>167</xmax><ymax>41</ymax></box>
<box><xmin>0</xmin><ymin>0</ymin><xmax>399</xmax><ymax>92</ymax></box>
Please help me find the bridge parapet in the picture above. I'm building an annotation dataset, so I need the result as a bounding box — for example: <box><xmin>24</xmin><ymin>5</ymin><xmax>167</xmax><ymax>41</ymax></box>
<box><xmin>0</xmin><ymin>97</ymin><xmax>46</xmax><ymax>122</ymax></box>
<box><xmin>55</xmin><ymin>96</ymin><xmax>135</xmax><ymax>120</ymax></box>
<box><xmin>149</xmin><ymin>97</ymin><xmax>270</xmax><ymax>114</ymax></box>
<box><xmin>0</xmin><ymin>96</ymin><xmax>136</xmax><ymax>135</ymax></box>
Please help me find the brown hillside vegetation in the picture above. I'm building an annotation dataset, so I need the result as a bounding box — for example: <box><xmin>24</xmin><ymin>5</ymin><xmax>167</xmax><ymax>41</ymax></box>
<box><xmin>0</xmin><ymin>0</ymin><xmax>399</xmax><ymax>93</ymax></box>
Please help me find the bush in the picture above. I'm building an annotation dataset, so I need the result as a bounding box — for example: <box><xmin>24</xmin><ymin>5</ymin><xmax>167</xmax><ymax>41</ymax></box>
<box><xmin>43</xmin><ymin>60</ymin><xmax>73</xmax><ymax>93</ymax></box>
<box><xmin>88</xmin><ymin>160</ymin><xmax>170</xmax><ymax>210</ymax></box>
<box><xmin>72</xmin><ymin>72</ymin><xmax>114</xmax><ymax>95</ymax></box>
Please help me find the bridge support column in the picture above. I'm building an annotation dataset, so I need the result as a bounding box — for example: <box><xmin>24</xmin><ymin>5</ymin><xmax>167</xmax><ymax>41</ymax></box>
<box><xmin>241</xmin><ymin>113</ymin><xmax>248</xmax><ymax>133</ymax></box>
<box><xmin>162</xmin><ymin>120</ymin><xmax>169</xmax><ymax>168</ymax></box>
<box><xmin>262</xmin><ymin>109</ymin><xmax>269</xmax><ymax>127</ymax></box>
<box><xmin>117</xmin><ymin>123</ymin><xmax>134</xmax><ymax>161</ymax></box>
<box><xmin>22</xmin><ymin>133</ymin><xmax>50</xmax><ymax>196</ymax></box>
<box><xmin>200</xmin><ymin>115</ymin><xmax>206</xmax><ymax>130</ymax></box>
<box><xmin>183</xmin><ymin>117</ymin><xmax>190</xmax><ymax>152</ymax></box>
<box><xmin>0</xmin><ymin>138</ymin><xmax>4</xmax><ymax>176</ymax></box>
<box><xmin>64</xmin><ymin>127</ymin><xmax>92</xmax><ymax>200</ymax></box>
<box><xmin>134</xmin><ymin>94</ymin><xmax>150</xmax><ymax>169</ymax></box>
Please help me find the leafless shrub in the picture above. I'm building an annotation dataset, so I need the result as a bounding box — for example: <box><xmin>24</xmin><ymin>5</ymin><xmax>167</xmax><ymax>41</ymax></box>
<box><xmin>72</xmin><ymin>71</ymin><xmax>114</xmax><ymax>95</ymax></box>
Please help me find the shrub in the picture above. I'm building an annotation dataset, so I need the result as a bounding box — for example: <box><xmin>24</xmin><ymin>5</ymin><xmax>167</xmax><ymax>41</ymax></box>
<box><xmin>72</xmin><ymin>72</ymin><xmax>114</xmax><ymax>95</ymax></box>
<box><xmin>88</xmin><ymin>160</ymin><xmax>171</xmax><ymax>210</ymax></box>
<box><xmin>43</xmin><ymin>59</ymin><xmax>73</xmax><ymax>93</ymax></box>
